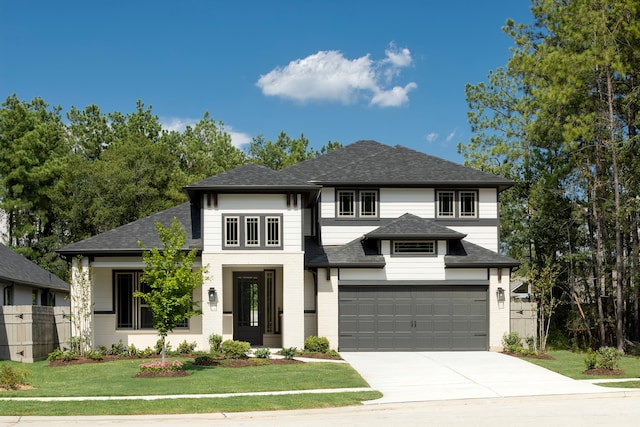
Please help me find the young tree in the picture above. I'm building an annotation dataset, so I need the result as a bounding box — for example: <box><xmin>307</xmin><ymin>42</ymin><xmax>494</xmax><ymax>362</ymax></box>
<box><xmin>136</xmin><ymin>218</ymin><xmax>203</xmax><ymax>362</ymax></box>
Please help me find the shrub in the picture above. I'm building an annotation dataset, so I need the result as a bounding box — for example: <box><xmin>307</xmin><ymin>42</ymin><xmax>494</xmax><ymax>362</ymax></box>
<box><xmin>502</xmin><ymin>332</ymin><xmax>523</xmax><ymax>353</ymax></box>
<box><xmin>325</xmin><ymin>350</ymin><xmax>341</xmax><ymax>358</ymax></box>
<box><xmin>0</xmin><ymin>365</ymin><xmax>31</xmax><ymax>390</ymax></box>
<box><xmin>253</xmin><ymin>347</ymin><xmax>271</xmax><ymax>359</ymax></box>
<box><xmin>596</xmin><ymin>346</ymin><xmax>623</xmax><ymax>370</ymax></box>
<box><xmin>86</xmin><ymin>349</ymin><xmax>104</xmax><ymax>361</ymax></box>
<box><xmin>47</xmin><ymin>348</ymin><xmax>65</xmax><ymax>361</ymax></box>
<box><xmin>208</xmin><ymin>334</ymin><xmax>223</xmax><ymax>353</ymax></box>
<box><xmin>278</xmin><ymin>347</ymin><xmax>297</xmax><ymax>360</ymax></box>
<box><xmin>304</xmin><ymin>336</ymin><xmax>330</xmax><ymax>353</ymax></box>
<box><xmin>194</xmin><ymin>355</ymin><xmax>216</xmax><ymax>365</ymax></box>
<box><xmin>107</xmin><ymin>340</ymin><xmax>128</xmax><ymax>356</ymax></box>
<box><xmin>221</xmin><ymin>340</ymin><xmax>250</xmax><ymax>359</ymax></box>
<box><xmin>177</xmin><ymin>340</ymin><xmax>197</xmax><ymax>354</ymax></box>
<box><xmin>127</xmin><ymin>344</ymin><xmax>140</xmax><ymax>357</ymax></box>
<box><xmin>584</xmin><ymin>349</ymin><xmax>598</xmax><ymax>370</ymax></box>
<box><xmin>141</xmin><ymin>347</ymin><xmax>155</xmax><ymax>358</ymax></box>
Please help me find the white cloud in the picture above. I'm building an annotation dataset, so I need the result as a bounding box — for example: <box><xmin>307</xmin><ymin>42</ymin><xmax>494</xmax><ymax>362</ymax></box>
<box><xmin>445</xmin><ymin>130</ymin><xmax>457</xmax><ymax>142</ymax></box>
<box><xmin>161</xmin><ymin>117</ymin><xmax>198</xmax><ymax>133</ymax></box>
<box><xmin>256</xmin><ymin>43</ymin><xmax>416</xmax><ymax>107</ymax></box>
<box><xmin>426</xmin><ymin>132</ymin><xmax>439</xmax><ymax>143</ymax></box>
<box><xmin>161</xmin><ymin>117</ymin><xmax>252</xmax><ymax>148</ymax></box>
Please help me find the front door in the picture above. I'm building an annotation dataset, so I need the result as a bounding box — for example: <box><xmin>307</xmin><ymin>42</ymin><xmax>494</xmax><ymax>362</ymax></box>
<box><xmin>233</xmin><ymin>272</ymin><xmax>263</xmax><ymax>345</ymax></box>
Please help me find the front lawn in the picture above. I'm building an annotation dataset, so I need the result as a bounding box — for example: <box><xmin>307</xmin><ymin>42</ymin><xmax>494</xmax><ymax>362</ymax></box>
<box><xmin>0</xmin><ymin>357</ymin><xmax>380</xmax><ymax>415</ymax></box>
<box><xmin>521</xmin><ymin>350</ymin><xmax>640</xmax><ymax>382</ymax></box>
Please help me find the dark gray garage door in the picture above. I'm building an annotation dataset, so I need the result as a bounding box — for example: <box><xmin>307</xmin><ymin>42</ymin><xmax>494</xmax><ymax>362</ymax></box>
<box><xmin>339</xmin><ymin>285</ymin><xmax>488</xmax><ymax>351</ymax></box>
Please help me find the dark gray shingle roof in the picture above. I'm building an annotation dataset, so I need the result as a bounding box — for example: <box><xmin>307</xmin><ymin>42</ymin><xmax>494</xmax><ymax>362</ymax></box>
<box><xmin>305</xmin><ymin>237</ymin><xmax>385</xmax><ymax>268</ymax></box>
<box><xmin>185</xmin><ymin>163</ymin><xmax>318</xmax><ymax>192</ymax></box>
<box><xmin>0</xmin><ymin>244</ymin><xmax>69</xmax><ymax>292</ymax></box>
<box><xmin>57</xmin><ymin>203</ymin><xmax>201</xmax><ymax>256</ymax></box>
<box><xmin>283</xmin><ymin>140</ymin><xmax>514</xmax><ymax>190</ymax></box>
<box><xmin>365</xmin><ymin>213</ymin><xmax>467</xmax><ymax>239</ymax></box>
<box><xmin>445</xmin><ymin>240</ymin><xmax>520</xmax><ymax>268</ymax></box>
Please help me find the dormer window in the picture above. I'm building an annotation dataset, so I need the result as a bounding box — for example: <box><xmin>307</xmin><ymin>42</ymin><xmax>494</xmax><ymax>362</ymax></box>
<box><xmin>437</xmin><ymin>190</ymin><xmax>477</xmax><ymax>218</ymax></box>
<box><xmin>337</xmin><ymin>189</ymin><xmax>378</xmax><ymax>218</ymax></box>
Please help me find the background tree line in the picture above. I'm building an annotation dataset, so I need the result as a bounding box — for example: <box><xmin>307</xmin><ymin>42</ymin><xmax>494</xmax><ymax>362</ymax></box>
<box><xmin>461</xmin><ymin>0</ymin><xmax>640</xmax><ymax>351</ymax></box>
<box><xmin>0</xmin><ymin>95</ymin><xmax>340</xmax><ymax>281</ymax></box>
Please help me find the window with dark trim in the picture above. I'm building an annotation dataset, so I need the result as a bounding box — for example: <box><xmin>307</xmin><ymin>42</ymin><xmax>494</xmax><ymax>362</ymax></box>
<box><xmin>3</xmin><ymin>286</ymin><xmax>13</xmax><ymax>305</ymax></box>
<box><xmin>437</xmin><ymin>190</ymin><xmax>477</xmax><ymax>218</ymax></box>
<box><xmin>114</xmin><ymin>271</ymin><xmax>188</xmax><ymax>330</ymax></box>
<box><xmin>393</xmin><ymin>240</ymin><xmax>436</xmax><ymax>255</ymax></box>
<box><xmin>222</xmin><ymin>215</ymin><xmax>283</xmax><ymax>249</ymax></box>
<box><xmin>336</xmin><ymin>189</ymin><xmax>379</xmax><ymax>218</ymax></box>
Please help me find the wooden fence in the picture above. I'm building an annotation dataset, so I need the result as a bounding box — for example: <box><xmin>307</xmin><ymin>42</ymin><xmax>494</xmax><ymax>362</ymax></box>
<box><xmin>0</xmin><ymin>305</ymin><xmax>71</xmax><ymax>363</ymax></box>
<box><xmin>511</xmin><ymin>300</ymin><xmax>537</xmax><ymax>346</ymax></box>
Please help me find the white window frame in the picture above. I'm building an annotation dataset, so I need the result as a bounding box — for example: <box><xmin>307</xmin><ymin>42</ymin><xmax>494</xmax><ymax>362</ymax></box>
<box><xmin>359</xmin><ymin>190</ymin><xmax>378</xmax><ymax>217</ymax></box>
<box><xmin>392</xmin><ymin>240</ymin><xmax>436</xmax><ymax>255</ymax></box>
<box><xmin>265</xmin><ymin>216</ymin><xmax>281</xmax><ymax>247</ymax></box>
<box><xmin>459</xmin><ymin>191</ymin><xmax>478</xmax><ymax>218</ymax></box>
<box><xmin>437</xmin><ymin>190</ymin><xmax>478</xmax><ymax>218</ymax></box>
<box><xmin>245</xmin><ymin>216</ymin><xmax>260</xmax><ymax>247</ymax></box>
<box><xmin>224</xmin><ymin>216</ymin><xmax>240</xmax><ymax>247</ymax></box>
<box><xmin>337</xmin><ymin>190</ymin><xmax>356</xmax><ymax>217</ymax></box>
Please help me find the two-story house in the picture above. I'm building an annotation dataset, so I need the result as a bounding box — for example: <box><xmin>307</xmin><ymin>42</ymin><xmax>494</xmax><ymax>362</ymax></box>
<box><xmin>58</xmin><ymin>140</ymin><xmax>518</xmax><ymax>352</ymax></box>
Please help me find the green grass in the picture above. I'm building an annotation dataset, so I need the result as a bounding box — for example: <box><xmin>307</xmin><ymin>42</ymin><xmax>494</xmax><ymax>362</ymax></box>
<box><xmin>0</xmin><ymin>392</ymin><xmax>383</xmax><ymax>416</ymax></box>
<box><xmin>0</xmin><ymin>358</ymin><xmax>381</xmax><ymax>415</ymax></box>
<box><xmin>521</xmin><ymin>350</ymin><xmax>640</xmax><ymax>381</ymax></box>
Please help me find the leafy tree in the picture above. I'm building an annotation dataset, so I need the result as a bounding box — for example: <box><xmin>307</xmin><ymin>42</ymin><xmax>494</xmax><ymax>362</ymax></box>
<box><xmin>136</xmin><ymin>218</ymin><xmax>204</xmax><ymax>362</ymax></box>
<box><xmin>248</xmin><ymin>131</ymin><xmax>341</xmax><ymax>170</ymax></box>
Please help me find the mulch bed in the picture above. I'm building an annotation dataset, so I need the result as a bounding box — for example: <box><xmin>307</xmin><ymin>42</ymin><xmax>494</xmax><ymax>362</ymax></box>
<box><xmin>503</xmin><ymin>351</ymin><xmax>556</xmax><ymax>360</ymax></box>
<box><xmin>196</xmin><ymin>358</ymin><xmax>303</xmax><ymax>368</ymax></box>
<box><xmin>135</xmin><ymin>370</ymin><xmax>191</xmax><ymax>378</ymax></box>
<box><xmin>296</xmin><ymin>352</ymin><xmax>342</xmax><ymax>360</ymax></box>
<box><xmin>583</xmin><ymin>368</ymin><xmax>626</xmax><ymax>376</ymax></box>
<box><xmin>48</xmin><ymin>355</ymin><xmax>138</xmax><ymax>367</ymax></box>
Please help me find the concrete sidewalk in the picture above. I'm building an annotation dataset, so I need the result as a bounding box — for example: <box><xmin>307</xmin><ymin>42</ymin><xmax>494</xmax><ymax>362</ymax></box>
<box><xmin>340</xmin><ymin>351</ymin><xmax>632</xmax><ymax>404</ymax></box>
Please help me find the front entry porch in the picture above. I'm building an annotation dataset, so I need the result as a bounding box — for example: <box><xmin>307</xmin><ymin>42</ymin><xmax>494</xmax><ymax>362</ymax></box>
<box><xmin>224</xmin><ymin>269</ymin><xmax>282</xmax><ymax>347</ymax></box>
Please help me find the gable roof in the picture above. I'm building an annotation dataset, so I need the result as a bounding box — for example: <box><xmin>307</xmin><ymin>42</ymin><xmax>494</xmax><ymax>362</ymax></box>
<box><xmin>283</xmin><ymin>140</ymin><xmax>514</xmax><ymax>190</ymax></box>
<box><xmin>0</xmin><ymin>243</ymin><xmax>69</xmax><ymax>292</ymax></box>
<box><xmin>444</xmin><ymin>240</ymin><xmax>520</xmax><ymax>268</ymax></box>
<box><xmin>365</xmin><ymin>213</ymin><xmax>467</xmax><ymax>240</ymax></box>
<box><xmin>57</xmin><ymin>202</ymin><xmax>201</xmax><ymax>256</ymax></box>
<box><xmin>184</xmin><ymin>163</ymin><xmax>318</xmax><ymax>194</ymax></box>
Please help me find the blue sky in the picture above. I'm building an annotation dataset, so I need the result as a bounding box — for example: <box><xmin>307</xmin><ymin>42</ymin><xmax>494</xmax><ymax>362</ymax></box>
<box><xmin>0</xmin><ymin>0</ymin><xmax>533</xmax><ymax>163</ymax></box>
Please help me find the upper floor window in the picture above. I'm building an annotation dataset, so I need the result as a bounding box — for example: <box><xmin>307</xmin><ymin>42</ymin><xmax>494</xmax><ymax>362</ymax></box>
<box><xmin>223</xmin><ymin>215</ymin><xmax>282</xmax><ymax>249</ymax></box>
<box><xmin>393</xmin><ymin>240</ymin><xmax>436</xmax><ymax>255</ymax></box>
<box><xmin>437</xmin><ymin>190</ymin><xmax>477</xmax><ymax>218</ymax></box>
<box><xmin>337</xmin><ymin>189</ymin><xmax>378</xmax><ymax>218</ymax></box>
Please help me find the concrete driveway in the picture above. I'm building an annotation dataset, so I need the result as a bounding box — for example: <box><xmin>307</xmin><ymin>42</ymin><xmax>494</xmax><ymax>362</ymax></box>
<box><xmin>341</xmin><ymin>351</ymin><xmax>618</xmax><ymax>404</ymax></box>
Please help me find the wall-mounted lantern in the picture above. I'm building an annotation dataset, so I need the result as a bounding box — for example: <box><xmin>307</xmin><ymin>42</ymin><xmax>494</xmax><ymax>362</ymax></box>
<box><xmin>496</xmin><ymin>287</ymin><xmax>505</xmax><ymax>302</ymax></box>
<box><xmin>208</xmin><ymin>287</ymin><xmax>218</xmax><ymax>303</ymax></box>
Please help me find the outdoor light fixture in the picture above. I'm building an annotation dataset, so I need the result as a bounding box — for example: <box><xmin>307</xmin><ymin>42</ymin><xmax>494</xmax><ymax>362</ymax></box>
<box><xmin>208</xmin><ymin>287</ymin><xmax>218</xmax><ymax>303</ymax></box>
<box><xmin>496</xmin><ymin>287</ymin><xmax>505</xmax><ymax>302</ymax></box>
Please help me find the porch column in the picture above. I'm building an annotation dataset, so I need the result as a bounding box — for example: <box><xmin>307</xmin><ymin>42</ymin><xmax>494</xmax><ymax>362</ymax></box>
<box><xmin>316</xmin><ymin>268</ymin><xmax>339</xmax><ymax>349</ymax></box>
<box><xmin>201</xmin><ymin>253</ymin><xmax>223</xmax><ymax>351</ymax></box>
<box><xmin>281</xmin><ymin>254</ymin><xmax>305</xmax><ymax>348</ymax></box>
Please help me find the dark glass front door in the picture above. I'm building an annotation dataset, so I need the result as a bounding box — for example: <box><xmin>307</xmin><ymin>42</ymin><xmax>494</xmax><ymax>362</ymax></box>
<box><xmin>233</xmin><ymin>273</ymin><xmax>263</xmax><ymax>345</ymax></box>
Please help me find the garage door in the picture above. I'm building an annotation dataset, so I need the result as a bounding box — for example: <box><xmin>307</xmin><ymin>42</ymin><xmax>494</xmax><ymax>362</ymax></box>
<box><xmin>339</xmin><ymin>285</ymin><xmax>488</xmax><ymax>351</ymax></box>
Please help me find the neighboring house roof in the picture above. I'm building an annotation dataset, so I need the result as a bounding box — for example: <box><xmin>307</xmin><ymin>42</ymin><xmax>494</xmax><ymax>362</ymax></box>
<box><xmin>305</xmin><ymin>237</ymin><xmax>386</xmax><ymax>268</ymax></box>
<box><xmin>184</xmin><ymin>163</ymin><xmax>318</xmax><ymax>194</ymax></box>
<box><xmin>365</xmin><ymin>213</ymin><xmax>467</xmax><ymax>240</ymax></box>
<box><xmin>0</xmin><ymin>243</ymin><xmax>69</xmax><ymax>292</ymax></box>
<box><xmin>444</xmin><ymin>240</ymin><xmax>520</xmax><ymax>268</ymax></box>
<box><xmin>58</xmin><ymin>202</ymin><xmax>201</xmax><ymax>256</ymax></box>
<box><xmin>283</xmin><ymin>140</ymin><xmax>514</xmax><ymax>191</ymax></box>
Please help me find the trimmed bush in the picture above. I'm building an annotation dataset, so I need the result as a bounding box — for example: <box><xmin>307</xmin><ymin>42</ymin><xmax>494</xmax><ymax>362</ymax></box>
<box><xmin>596</xmin><ymin>346</ymin><xmax>623</xmax><ymax>370</ymax></box>
<box><xmin>253</xmin><ymin>348</ymin><xmax>271</xmax><ymax>359</ymax></box>
<box><xmin>304</xmin><ymin>336</ymin><xmax>330</xmax><ymax>353</ymax></box>
<box><xmin>177</xmin><ymin>340</ymin><xmax>197</xmax><ymax>354</ymax></box>
<box><xmin>584</xmin><ymin>349</ymin><xmax>598</xmax><ymax>370</ymax></box>
<box><xmin>221</xmin><ymin>340</ymin><xmax>250</xmax><ymax>359</ymax></box>
<box><xmin>502</xmin><ymin>332</ymin><xmax>523</xmax><ymax>353</ymax></box>
<box><xmin>208</xmin><ymin>334</ymin><xmax>223</xmax><ymax>353</ymax></box>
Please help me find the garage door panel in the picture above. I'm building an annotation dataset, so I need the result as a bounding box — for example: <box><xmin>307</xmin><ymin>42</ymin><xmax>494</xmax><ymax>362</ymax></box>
<box><xmin>339</xmin><ymin>285</ymin><xmax>488</xmax><ymax>351</ymax></box>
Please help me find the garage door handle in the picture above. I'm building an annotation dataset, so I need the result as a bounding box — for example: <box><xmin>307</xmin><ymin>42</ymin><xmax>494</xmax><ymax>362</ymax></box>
<box><xmin>474</xmin><ymin>333</ymin><xmax>487</xmax><ymax>337</ymax></box>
